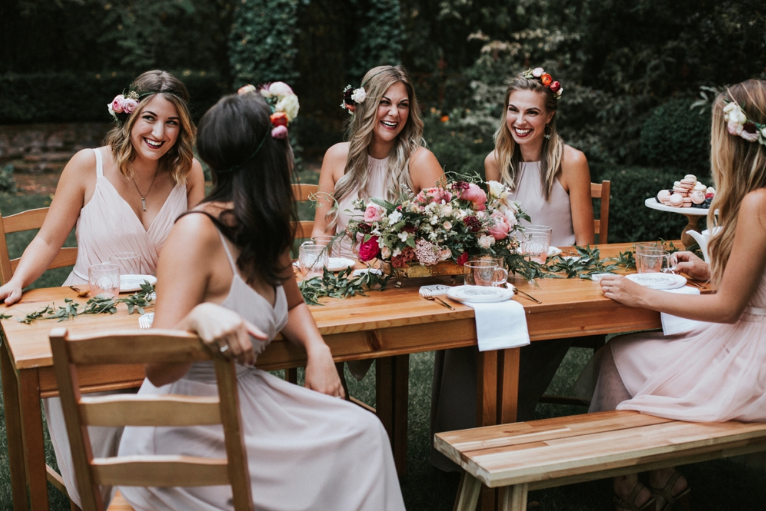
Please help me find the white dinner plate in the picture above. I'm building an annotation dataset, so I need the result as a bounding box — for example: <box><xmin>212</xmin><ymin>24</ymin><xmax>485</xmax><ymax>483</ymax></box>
<box><xmin>626</xmin><ymin>273</ymin><xmax>686</xmax><ymax>290</ymax></box>
<box><xmin>327</xmin><ymin>257</ymin><xmax>356</xmax><ymax>272</ymax></box>
<box><xmin>446</xmin><ymin>285</ymin><xmax>515</xmax><ymax>303</ymax></box>
<box><xmin>548</xmin><ymin>246</ymin><xmax>562</xmax><ymax>257</ymax></box>
<box><xmin>120</xmin><ymin>275</ymin><xmax>157</xmax><ymax>293</ymax></box>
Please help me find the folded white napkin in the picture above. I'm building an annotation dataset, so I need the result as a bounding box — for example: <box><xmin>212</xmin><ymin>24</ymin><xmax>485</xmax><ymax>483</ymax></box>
<box><xmin>661</xmin><ymin>286</ymin><xmax>709</xmax><ymax>335</ymax></box>
<box><xmin>463</xmin><ymin>300</ymin><xmax>530</xmax><ymax>352</ymax></box>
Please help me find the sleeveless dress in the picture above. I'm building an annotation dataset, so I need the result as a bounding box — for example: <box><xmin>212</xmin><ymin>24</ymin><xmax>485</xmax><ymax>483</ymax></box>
<box><xmin>118</xmin><ymin>230</ymin><xmax>405</xmax><ymax>511</ymax></box>
<box><xmin>586</xmin><ymin>271</ymin><xmax>766</xmax><ymax>422</ymax></box>
<box><xmin>46</xmin><ymin>147</ymin><xmax>188</xmax><ymax>507</ymax></box>
<box><xmin>430</xmin><ymin>161</ymin><xmax>578</xmax><ymax>471</ymax></box>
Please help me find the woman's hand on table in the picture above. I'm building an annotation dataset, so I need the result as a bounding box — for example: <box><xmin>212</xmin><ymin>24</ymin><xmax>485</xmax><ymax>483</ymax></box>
<box><xmin>305</xmin><ymin>344</ymin><xmax>345</xmax><ymax>399</ymax></box>
<box><xmin>0</xmin><ymin>280</ymin><xmax>23</xmax><ymax>306</ymax></box>
<box><xmin>674</xmin><ymin>251</ymin><xmax>710</xmax><ymax>281</ymax></box>
<box><xmin>184</xmin><ymin>303</ymin><xmax>267</xmax><ymax>366</ymax></box>
<box><xmin>599</xmin><ymin>274</ymin><xmax>647</xmax><ymax>307</ymax></box>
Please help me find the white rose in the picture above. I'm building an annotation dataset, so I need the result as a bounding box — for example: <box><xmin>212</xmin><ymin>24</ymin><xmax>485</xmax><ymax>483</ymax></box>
<box><xmin>276</xmin><ymin>94</ymin><xmax>300</xmax><ymax>122</ymax></box>
<box><xmin>388</xmin><ymin>210</ymin><xmax>402</xmax><ymax>223</ymax></box>
<box><xmin>734</xmin><ymin>109</ymin><xmax>747</xmax><ymax>124</ymax></box>
<box><xmin>443</xmin><ymin>221</ymin><xmax>452</xmax><ymax>230</ymax></box>
<box><xmin>442</xmin><ymin>205</ymin><xmax>453</xmax><ymax>217</ymax></box>
<box><xmin>351</xmin><ymin>87</ymin><xmax>367</xmax><ymax>103</ymax></box>
<box><xmin>381</xmin><ymin>246</ymin><xmax>392</xmax><ymax>259</ymax></box>
<box><xmin>761</xmin><ymin>127</ymin><xmax>766</xmax><ymax>138</ymax></box>
<box><xmin>478</xmin><ymin>235</ymin><xmax>495</xmax><ymax>249</ymax></box>
<box><xmin>269</xmin><ymin>82</ymin><xmax>294</xmax><ymax>96</ymax></box>
<box><xmin>398</xmin><ymin>232</ymin><xmax>409</xmax><ymax>242</ymax></box>
<box><xmin>487</xmin><ymin>180</ymin><xmax>504</xmax><ymax>199</ymax></box>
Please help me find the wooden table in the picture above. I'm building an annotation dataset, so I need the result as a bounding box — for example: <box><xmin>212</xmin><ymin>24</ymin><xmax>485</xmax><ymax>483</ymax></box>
<box><xmin>0</xmin><ymin>243</ymin><xmax>706</xmax><ymax>510</ymax></box>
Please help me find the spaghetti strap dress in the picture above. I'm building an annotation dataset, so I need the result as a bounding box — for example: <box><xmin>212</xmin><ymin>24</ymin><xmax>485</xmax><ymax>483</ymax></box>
<box><xmin>118</xmin><ymin>227</ymin><xmax>405</xmax><ymax>511</ymax></box>
<box><xmin>46</xmin><ymin>147</ymin><xmax>188</xmax><ymax>507</ymax></box>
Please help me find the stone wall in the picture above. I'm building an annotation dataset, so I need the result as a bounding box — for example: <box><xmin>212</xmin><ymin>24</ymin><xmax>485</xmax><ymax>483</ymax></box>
<box><xmin>0</xmin><ymin>123</ymin><xmax>112</xmax><ymax>174</ymax></box>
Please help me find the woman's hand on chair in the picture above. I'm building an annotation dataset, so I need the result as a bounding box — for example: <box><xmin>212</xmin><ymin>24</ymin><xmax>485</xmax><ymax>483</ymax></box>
<box><xmin>674</xmin><ymin>251</ymin><xmax>710</xmax><ymax>281</ymax></box>
<box><xmin>305</xmin><ymin>344</ymin><xmax>345</xmax><ymax>399</ymax></box>
<box><xmin>186</xmin><ymin>303</ymin><xmax>267</xmax><ymax>366</ymax></box>
<box><xmin>0</xmin><ymin>280</ymin><xmax>23</xmax><ymax>306</ymax></box>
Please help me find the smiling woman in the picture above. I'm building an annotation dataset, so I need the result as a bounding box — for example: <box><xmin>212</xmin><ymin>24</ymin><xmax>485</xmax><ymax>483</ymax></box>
<box><xmin>0</xmin><ymin>69</ymin><xmax>205</xmax><ymax>508</ymax></box>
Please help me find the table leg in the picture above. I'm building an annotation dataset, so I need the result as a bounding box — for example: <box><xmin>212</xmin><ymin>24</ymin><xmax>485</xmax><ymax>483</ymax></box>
<box><xmin>477</xmin><ymin>351</ymin><xmax>499</xmax><ymax>511</ymax></box>
<box><xmin>375</xmin><ymin>356</ymin><xmax>409</xmax><ymax>476</ymax></box>
<box><xmin>497</xmin><ymin>348</ymin><xmax>520</xmax><ymax>424</ymax></box>
<box><xmin>19</xmin><ymin>369</ymin><xmax>49</xmax><ymax>510</ymax></box>
<box><xmin>0</xmin><ymin>341</ymin><xmax>28</xmax><ymax>511</ymax></box>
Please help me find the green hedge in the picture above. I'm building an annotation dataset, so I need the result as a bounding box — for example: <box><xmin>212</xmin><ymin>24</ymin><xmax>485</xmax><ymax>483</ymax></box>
<box><xmin>641</xmin><ymin>98</ymin><xmax>711</xmax><ymax>175</ymax></box>
<box><xmin>0</xmin><ymin>71</ymin><xmax>228</xmax><ymax>124</ymax></box>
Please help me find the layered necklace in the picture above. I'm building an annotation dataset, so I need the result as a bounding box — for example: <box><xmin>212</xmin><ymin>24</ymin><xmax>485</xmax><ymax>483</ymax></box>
<box><xmin>131</xmin><ymin>168</ymin><xmax>159</xmax><ymax>211</ymax></box>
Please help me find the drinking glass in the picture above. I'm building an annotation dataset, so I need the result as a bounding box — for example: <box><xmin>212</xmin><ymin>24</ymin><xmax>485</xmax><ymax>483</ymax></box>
<box><xmin>110</xmin><ymin>251</ymin><xmax>141</xmax><ymax>274</ymax></box>
<box><xmin>299</xmin><ymin>244</ymin><xmax>329</xmax><ymax>279</ymax></box>
<box><xmin>637</xmin><ymin>252</ymin><xmax>677</xmax><ymax>274</ymax></box>
<box><xmin>88</xmin><ymin>263</ymin><xmax>120</xmax><ymax>298</ymax></box>
<box><xmin>521</xmin><ymin>225</ymin><xmax>552</xmax><ymax>264</ymax></box>
<box><xmin>465</xmin><ymin>260</ymin><xmax>508</xmax><ymax>287</ymax></box>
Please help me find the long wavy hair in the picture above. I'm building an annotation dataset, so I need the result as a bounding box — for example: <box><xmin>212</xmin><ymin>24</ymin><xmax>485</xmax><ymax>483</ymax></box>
<box><xmin>104</xmin><ymin>70</ymin><xmax>196</xmax><ymax>183</ymax></box>
<box><xmin>708</xmin><ymin>79</ymin><xmax>766</xmax><ymax>286</ymax></box>
<box><xmin>492</xmin><ymin>74</ymin><xmax>564</xmax><ymax>201</ymax></box>
<box><xmin>331</xmin><ymin>65</ymin><xmax>425</xmax><ymax>226</ymax></box>
<box><xmin>194</xmin><ymin>92</ymin><xmax>297</xmax><ymax>287</ymax></box>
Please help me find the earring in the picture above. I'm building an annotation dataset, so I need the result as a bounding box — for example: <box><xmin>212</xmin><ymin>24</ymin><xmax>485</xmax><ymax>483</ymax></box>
<box><xmin>544</xmin><ymin>124</ymin><xmax>552</xmax><ymax>140</ymax></box>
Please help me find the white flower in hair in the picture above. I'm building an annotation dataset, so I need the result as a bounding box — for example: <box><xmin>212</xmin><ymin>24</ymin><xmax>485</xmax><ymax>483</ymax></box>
<box><xmin>276</xmin><ymin>94</ymin><xmax>300</xmax><ymax>122</ymax></box>
<box><xmin>351</xmin><ymin>88</ymin><xmax>367</xmax><ymax>104</ymax></box>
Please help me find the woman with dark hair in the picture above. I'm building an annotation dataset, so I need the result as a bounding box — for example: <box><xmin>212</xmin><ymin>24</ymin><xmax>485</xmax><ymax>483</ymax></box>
<box><xmin>0</xmin><ymin>70</ymin><xmax>204</xmax><ymax>507</ymax></box>
<box><xmin>118</xmin><ymin>87</ymin><xmax>405</xmax><ymax>510</ymax></box>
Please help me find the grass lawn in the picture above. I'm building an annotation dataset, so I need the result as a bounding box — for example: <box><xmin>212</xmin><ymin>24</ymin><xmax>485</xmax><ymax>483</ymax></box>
<box><xmin>0</xmin><ymin>191</ymin><xmax>764</xmax><ymax>510</ymax></box>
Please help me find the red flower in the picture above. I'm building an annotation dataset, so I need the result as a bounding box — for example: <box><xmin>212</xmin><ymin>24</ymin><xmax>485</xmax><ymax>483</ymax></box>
<box><xmin>440</xmin><ymin>115</ymin><xmax>449</xmax><ymax>123</ymax></box>
<box><xmin>541</xmin><ymin>74</ymin><xmax>553</xmax><ymax>86</ymax></box>
<box><xmin>402</xmin><ymin>224</ymin><xmax>417</xmax><ymax>233</ymax></box>
<box><xmin>357</xmin><ymin>222</ymin><xmax>372</xmax><ymax>234</ymax></box>
<box><xmin>549</xmin><ymin>81</ymin><xmax>561</xmax><ymax>93</ymax></box>
<box><xmin>451</xmin><ymin>181</ymin><xmax>470</xmax><ymax>193</ymax></box>
<box><xmin>463</xmin><ymin>216</ymin><xmax>481</xmax><ymax>232</ymax></box>
<box><xmin>358</xmin><ymin>236</ymin><xmax>381</xmax><ymax>262</ymax></box>
<box><xmin>270</xmin><ymin>112</ymin><xmax>288</xmax><ymax>127</ymax></box>
<box><xmin>744</xmin><ymin>122</ymin><xmax>757</xmax><ymax>134</ymax></box>
<box><xmin>456</xmin><ymin>252</ymin><xmax>469</xmax><ymax>266</ymax></box>
<box><xmin>391</xmin><ymin>247</ymin><xmax>416</xmax><ymax>268</ymax></box>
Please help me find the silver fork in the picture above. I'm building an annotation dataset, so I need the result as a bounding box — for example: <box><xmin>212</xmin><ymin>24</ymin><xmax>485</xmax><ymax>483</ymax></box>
<box><xmin>419</xmin><ymin>288</ymin><xmax>455</xmax><ymax>310</ymax></box>
<box><xmin>138</xmin><ymin>313</ymin><xmax>155</xmax><ymax>329</ymax></box>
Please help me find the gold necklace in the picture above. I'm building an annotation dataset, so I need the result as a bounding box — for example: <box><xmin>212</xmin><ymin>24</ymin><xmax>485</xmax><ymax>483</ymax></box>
<box><xmin>131</xmin><ymin>169</ymin><xmax>159</xmax><ymax>211</ymax></box>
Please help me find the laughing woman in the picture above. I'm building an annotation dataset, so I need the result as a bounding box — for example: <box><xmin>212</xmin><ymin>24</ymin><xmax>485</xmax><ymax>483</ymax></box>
<box><xmin>312</xmin><ymin>65</ymin><xmax>444</xmax><ymax>380</ymax></box>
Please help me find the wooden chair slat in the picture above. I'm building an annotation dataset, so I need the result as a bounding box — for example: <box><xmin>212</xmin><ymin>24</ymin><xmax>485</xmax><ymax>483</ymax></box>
<box><xmin>2</xmin><ymin>207</ymin><xmax>49</xmax><ymax>233</ymax></box>
<box><xmin>92</xmin><ymin>456</ymin><xmax>229</xmax><ymax>487</ymax></box>
<box><xmin>80</xmin><ymin>395</ymin><xmax>221</xmax><ymax>427</ymax></box>
<box><xmin>65</xmin><ymin>329</ymin><xmax>210</xmax><ymax>365</ymax></box>
<box><xmin>107</xmin><ymin>490</ymin><xmax>135</xmax><ymax>511</ymax></box>
<box><xmin>294</xmin><ymin>220</ymin><xmax>314</xmax><ymax>240</ymax></box>
<box><xmin>10</xmin><ymin>246</ymin><xmax>77</xmax><ymax>274</ymax></box>
<box><xmin>291</xmin><ymin>183</ymin><xmax>319</xmax><ymax>202</ymax></box>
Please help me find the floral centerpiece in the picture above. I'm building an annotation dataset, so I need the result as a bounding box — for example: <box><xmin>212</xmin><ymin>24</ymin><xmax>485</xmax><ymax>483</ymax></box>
<box><xmin>344</xmin><ymin>178</ymin><xmax>532</xmax><ymax>279</ymax></box>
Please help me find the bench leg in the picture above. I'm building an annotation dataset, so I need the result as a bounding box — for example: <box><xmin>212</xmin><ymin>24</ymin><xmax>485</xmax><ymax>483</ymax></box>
<box><xmin>453</xmin><ymin>472</ymin><xmax>481</xmax><ymax>511</ymax></box>
<box><xmin>499</xmin><ymin>484</ymin><xmax>528</xmax><ymax>511</ymax></box>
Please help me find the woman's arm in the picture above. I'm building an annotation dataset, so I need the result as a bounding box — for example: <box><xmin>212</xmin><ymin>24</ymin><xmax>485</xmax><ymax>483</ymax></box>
<box><xmin>560</xmin><ymin>146</ymin><xmax>595</xmax><ymax>245</ymax></box>
<box><xmin>409</xmin><ymin>147</ymin><xmax>445</xmax><ymax>193</ymax></box>
<box><xmin>484</xmin><ymin>151</ymin><xmax>501</xmax><ymax>183</ymax></box>
<box><xmin>600</xmin><ymin>189</ymin><xmax>766</xmax><ymax>323</ymax></box>
<box><xmin>185</xmin><ymin>159</ymin><xmax>206</xmax><ymax>208</ymax></box>
<box><xmin>0</xmin><ymin>150</ymin><xmax>93</xmax><ymax>305</ymax></box>
<box><xmin>281</xmin><ymin>256</ymin><xmax>344</xmax><ymax>397</ymax></box>
<box><xmin>311</xmin><ymin>143</ymin><xmax>349</xmax><ymax>238</ymax></box>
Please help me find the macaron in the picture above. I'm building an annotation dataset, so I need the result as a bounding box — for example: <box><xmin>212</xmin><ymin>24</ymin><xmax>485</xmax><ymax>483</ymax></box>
<box><xmin>673</xmin><ymin>181</ymin><xmax>681</xmax><ymax>187</ymax></box>
<box><xmin>673</xmin><ymin>186</ymin><xmax>689</xmax><ymax>194</ymax></box>
<box><xmin>707</xmin><ymin>187</ymin><xmax>716</xmax><ymax>195</ymax></box>
<box><xmin>657</xmin><ymin>190</ymin><xmax>671</xmax><ymax>202</ymax></box>
<box><xmin>691</xmin><ymin>190</ymin><xmax>706</xmax><ymax>204</ymax></box>
<box><xmin>684</xmin><ymin>174</ymin><xmax>697</xmax><ymax>181</ymax></box>
<box><xmin>693</xmin><ymin>182</ymin><xmax>706</xmax><ymax>192</ymax></box>
<box><xmin>669</xmin><ymin>193</ymin><xmax>684</xmax><ymax>207</ymax></box>
<box><xmin>680</xmin><ymin>178</ymin><xmax>696</xmax><ymax>187</ymax></box>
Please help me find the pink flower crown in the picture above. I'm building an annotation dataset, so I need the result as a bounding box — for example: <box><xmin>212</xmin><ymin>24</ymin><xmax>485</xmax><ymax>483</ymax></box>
<box><xmin>723</xmin><ymin>96</ymin><xmax>766</xmax><ymax>145</ymax></box>
<box><xmin>107</xmin><ymin>91</ymin><xmax>141</xmax><ymax>124</ymax></box>
<box><xmin>522</xmin><ymin>67</ymin><xmax>563</xmax><ymax>99</ymax></box>
<box><xmin>238</xmin><ymin>82</ymin><xmax>300</xmax><ymax>139</ymax></box>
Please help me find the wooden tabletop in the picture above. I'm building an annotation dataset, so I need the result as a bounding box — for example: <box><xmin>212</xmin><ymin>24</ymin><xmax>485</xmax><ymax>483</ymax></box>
<box><xmin>1</xmin><ymin>242</ymin><xmax>708</xmax><ymax>372</ymax></box>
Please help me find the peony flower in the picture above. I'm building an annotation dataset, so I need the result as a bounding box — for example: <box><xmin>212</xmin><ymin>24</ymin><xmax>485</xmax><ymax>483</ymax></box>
<box><xmin>460</xmin><ymin>183</ymin><xmax>488</xmax><ymax>209</ymax></box>
<box><xmin>416</xmin><ymin>187</ymin><xmax>453</xmax><ymax>204</ymax></box>
<box><xmin>541</xmin><ymin>74</ymin><xmax>553</xmax><ymax>87</ymax></box>
<box><xmin>358</xmin><ymin>236</ymin><xmax>381</xmax><ymax>262</ymax></box>
<box><xmin>488</xmin><ymin>211</ymin><xmax>512</xmax><ymax>240</ymax></box>
<box><xmin>456</xmin><ymin>252</ymin><xmax>469</xmax><ymax>265</ymax></box>
<box><xmin>110</xmin><ymin>95</ymin><xmax>125</xmax><ymax>114</ymax></box>
<box><xmin>478</xmin><ymin>234</ymin><xmax>495</xmax><ymax>249</ymax></box>
<box><xmin>122</xmin><ymin>98</ymin><xmax>138</xmax><ymax>114</ymax></box>
<box><xmin>276</xmin><ymin>94</ymin><xmax>300</xmax><ymax>122</ymax></box>
<box><xmin>381</xmin><ymin>246</ymin><xmax>392</xmax><ymax>260</ymax></box>
<box><xmin>487</xmin><ymin>180</ymin><xmax>505</xmax><ymax>199</ymax></box>
<box><xmin>363</xmin><ymin>203</ymin><xmax>386</xmax><ymax>223</ymax></box>
<box><xmin>238</xmin><ymin>84</ymin><xmax>257</xmax><ymax>95</ymax></box>
<box><xmin>351</xmin><ymin>87</ymin><xmax>367</xmax><ymax>104</ymax></box>
<box><xmin>388</xmin><ymin>210</ymin><xmax>402</xmax><ymax>223</ymax></box>
<box><xmin>269</xmin><ymin>82</ymin><xmax>294</xmax><ymax>96</ymax></box>
<box><xmin>549</xmin><ymin>81</ymin><xmax>561</xmax><ymax>93</ymax></box>
<box><xmin>271</xmin><ymin>126</ymin><xmax>288</xmax><ymax>139</ymax></box>
<box><xmin>532</xmin><ymin>67</ymin><xmax>544</xmax><ymax>78</ymax></box>
<box><xmin>270</xmin><ymin>112</ymin><xmax>288</xmax><ymax>127</ymax></box>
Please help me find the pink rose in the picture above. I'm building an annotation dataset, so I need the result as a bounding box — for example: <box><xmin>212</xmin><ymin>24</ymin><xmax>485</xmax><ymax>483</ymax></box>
<box><xmin>271</xmin><ymin>125</ymin><xmax>288</xmax><ymax>139</ymax></box>
<box><xmin>238</xmin><ymin>84</ymin><xmax>256</xmax><ymax>95</ymax></box>
<box><xmin>363</xmin><ymin>203</ymin><xmax>386</xmax><ymax>223</ymax></box>
<box><xmin>111</xmin><ymin>95</ymin><xmax>125</xmax><ymax>114</ymax></box>
<box><xmin>460</xmin><ymin>183</ymin><xmax>488</xmax><ymax>209</ymax></box>
<box><xmin>728</xmin><ymin>120</ymin><xmax>742</xmax><ymax>136</ymax></box>
<box><xmin>358</xmin><ymin>236</ymin><xmax>381</xmax><ymax>262</ymax></box>
<box><xmin>741</xmin><ymin>130</ymin><xmax>759</xmax><ymax>142</ymax></box>
<box><xmin>488</xmin><ymin>211</ymin><xmax>512</xmax><ymax>240</ymax></box>
<box><xmin>416</xmin><ymin>187</ymin><xmax>452</xmax><ymax>204</ymax></box>
<box><xmin>122</xmin><ymin>98</ymin><xmax>138</xmax><ymax>114</ymax></box>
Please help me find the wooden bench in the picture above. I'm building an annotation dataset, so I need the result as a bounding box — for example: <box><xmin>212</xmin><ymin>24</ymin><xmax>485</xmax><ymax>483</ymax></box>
<box><xmin>434</xmin><ymin>410</ymin><xmax>766</xmax><ymax>511</ymax></box>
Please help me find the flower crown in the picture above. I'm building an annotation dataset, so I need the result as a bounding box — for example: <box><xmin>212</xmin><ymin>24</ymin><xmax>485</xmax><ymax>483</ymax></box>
<box><xmin>723</xmin><ymin>96</ymin><xmax>766</xmax><ymax>146</ymax></box>
<box><xmin>522</xmin><ymin>67</ymin><xmax>563</xmax><ymax>99</ymax></box>
<box><xmin>238</xmin><ymin>81</ymin><xmax>300</xmax><ymax>139</ymax></box>
<box><xmin>107</xmin><ymin>91</ymin><xmax>141</xmax><ymax>124</ymax></box>
<box><xmin>341</xmin><ymin>85</ymin><xmax>368</xmax><ymax>114</ymax></box>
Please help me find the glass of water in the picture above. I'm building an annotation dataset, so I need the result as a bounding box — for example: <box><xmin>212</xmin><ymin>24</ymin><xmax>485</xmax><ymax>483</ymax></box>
<box><xmin>299</xmin><ymin>244</ymin><xmax>329</xmax><ymax>279</ymax></box>
<box><xmin>521</xmin><ymin>225</ymin><xmax>552</xmax><ymax>264</ymax></box>
<box><xmin>88</xmin><ymin>263</ymin><xmax>120</xmax><ymax>298</ymax></box>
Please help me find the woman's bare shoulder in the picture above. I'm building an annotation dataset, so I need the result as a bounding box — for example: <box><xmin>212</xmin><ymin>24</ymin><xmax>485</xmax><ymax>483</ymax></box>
<box><xmin>562</xmin><ymin>144</ymin><xmax>588</xmax><ymax>167</ymax></box>
<box><xmin>323</xmin><ymin>142</ymin><xmax>350</xmax><ymax>163</ymax></box>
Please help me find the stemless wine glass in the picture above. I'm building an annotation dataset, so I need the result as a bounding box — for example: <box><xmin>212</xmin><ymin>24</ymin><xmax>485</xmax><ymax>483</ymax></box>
<box><xmin>110</xmin><ymin>251</ymin><xmax>141</xmax><ymax>274</ymax></box>
<box><xmin>299</xmin><ymin>244</ymin><xmax>329</xmax><ymax>279</ymax></box>
<box><xmin>88</xmin><ymin>263</ymin><xmax>120</xmax><ymax>298</ymax></box>
<box><xmin>521</xmin><ymin>225</ymin><xmax>552</xmax><ymax>264</ymax></box>
<box><xmin>465</xmin><ymin>260</ymin><xmax>508</xmax><ymax>287</ymax></box>
<box><xmin>637</xmin><ymin>251</ymin><xmax>677</xmax><ymax>274</ymax></box>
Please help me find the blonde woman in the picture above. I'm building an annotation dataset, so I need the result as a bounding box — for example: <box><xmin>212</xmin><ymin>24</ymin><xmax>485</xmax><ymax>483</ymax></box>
<box><xmin>592</xmin><ymin>79</ymin><xmax>766</xmax><ymax>511</ymax></box>
<box><xmin>0</xmin><ymin>70</ymin><xmax>205</xmax><ymax>507</ymax></box>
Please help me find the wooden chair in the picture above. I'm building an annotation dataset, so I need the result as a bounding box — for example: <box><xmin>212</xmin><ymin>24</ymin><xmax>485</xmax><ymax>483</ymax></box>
<box><xmin>292</xmin><ymin>183</ymin><xmax>318</xmax><ymax>240</ymax></box>
<box><xmin>591</xmin><ymin>180</ymin><xmax>610</xmax><ymax>244</ymax></box>
<box><xmin>50</xmin><ymin>328</ymin><xmax>253</xmax><ymax>511</ymax></box>
<box><xmin>0</xmin><ymin>207</ymin><xmax>78</xmax><ymax>285</ymax></box>
<box><xmin>436</xmin><ymin>410</ymin><xmax>766</xmax><ymax>511</ymax></box>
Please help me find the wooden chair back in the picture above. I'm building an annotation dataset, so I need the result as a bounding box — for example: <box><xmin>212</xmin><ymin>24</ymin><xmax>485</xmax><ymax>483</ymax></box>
<box><xmin>590</xmin><ymin>180</ymin><xmax>610</xmax><ymax>244</ymax></box>
<box><xmin>0</xmin><ymin>207</ymin><xmax>78</xmax><ymax>285</ymax></box>
<box><xmin>50</xmin><ymin>328</ymin><xmax>253</xmax><ymax>511</ymax></box>
<box><xmin>292</xmin><ymin>183</ymin><xmax>318</xmax><ymax>240</ymax></box>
